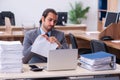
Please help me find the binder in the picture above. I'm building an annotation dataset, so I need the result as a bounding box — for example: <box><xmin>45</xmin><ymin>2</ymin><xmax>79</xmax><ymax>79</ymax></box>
<box><xmin>80</xmin><ymin>51</ymin><xmax>116</xmax><ymax>65</ymax></box>
<box><xmin>80</xmin><ymin>61</ymin><xmax>116</xmax><ymax>71</ymax></box>
<box><xmin>80</xmin><ymin>51</ymin><xmax>116</xmax><ymax>71</ymax></box>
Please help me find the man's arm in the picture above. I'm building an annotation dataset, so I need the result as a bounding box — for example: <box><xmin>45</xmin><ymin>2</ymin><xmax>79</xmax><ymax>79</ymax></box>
<box><xmin>48</xmin><ymin>32</ymin><xmax>69</xmax><ymax>49</ymax></box>
<box><xmin>56</xmin><ymin>32</ymin><xmax>69</xmax><ymax>49</ymax></box>
<box><xmin>59</xmin><ymin>33</ymin><xmax>69</xmax><ymax>49</ymax></box>
<box><xmin>22</xmin><ymin>32</ymin><xmax>34</xmax><ymax>64</ymax></box>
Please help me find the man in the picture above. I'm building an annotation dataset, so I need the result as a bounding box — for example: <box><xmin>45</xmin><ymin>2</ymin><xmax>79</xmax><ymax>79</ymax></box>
<box><xmin>22</xmin><ymin>8</ymin><xmax>69</xmax><ymax>64</ymax></box>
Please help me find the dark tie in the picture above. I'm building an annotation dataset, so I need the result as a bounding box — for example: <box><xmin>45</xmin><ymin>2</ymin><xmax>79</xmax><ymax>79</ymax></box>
<box><xmin>45</xmin><ymin>33</ymin><xmax>49</xmax><ymax>37</ymax></box>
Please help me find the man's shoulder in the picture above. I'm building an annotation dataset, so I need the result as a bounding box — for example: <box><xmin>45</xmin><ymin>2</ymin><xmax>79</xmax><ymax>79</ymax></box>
<box><xmin>25</xmin><ymin>28</ymin><xmax>38</xmax><ymax>37</ymax></box>
<box><xmin>26</xmin><ymin>28</ymin><xmax>38</xmax><ymax>34</ymax></box>
<box><xmin>52</xmin><ymin>29</ymin><xmax>64</xmax><ymax>34</ymax></box>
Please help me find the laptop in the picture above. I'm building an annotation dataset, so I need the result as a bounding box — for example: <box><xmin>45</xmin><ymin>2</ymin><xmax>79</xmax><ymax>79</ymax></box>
<box><xmin>46</xmin><ymin>49</ymin><xmax>78</xmax><ymax>71</ymax></box>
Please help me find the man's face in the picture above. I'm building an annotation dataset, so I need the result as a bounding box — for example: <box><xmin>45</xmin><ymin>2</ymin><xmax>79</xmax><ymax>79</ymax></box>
<box><xmin>42</xmin><ymin>12</ymin><xmax>58</xmax><ymax>32</ymax></box>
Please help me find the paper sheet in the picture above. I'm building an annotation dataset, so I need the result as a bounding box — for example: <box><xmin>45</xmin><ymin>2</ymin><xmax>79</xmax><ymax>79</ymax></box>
<box><xmin>85</xmin><ymin>31</ymin><xmax>100</xmax><ymax>35</ymax></box>
<box><xmin>111</xmin><ymin>40</ymin><xmax>120</xmax><ymax>43</ymax></box>
<box><xmin>0</xmin><ymin>41</ymin><xmax>23</xmax><ymax>73</ymax></box>
<box><xmin>31</xmin><ymin>35</ymin><xmax>58</xmax><ymax>57</ymax></box>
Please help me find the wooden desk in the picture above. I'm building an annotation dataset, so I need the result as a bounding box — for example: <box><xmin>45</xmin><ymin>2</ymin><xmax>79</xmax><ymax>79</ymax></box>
<box><xmin>0</xmin><ymin>26</ymin><xmax>23</xmax><ymax>31</ymax></box>
<box><xmin>68</xmin><ymin>31</ymin><xmax>120</xmax><ymax>59</ymax></box>
<box><xmin>72</xmin><ymin>31</ymin><xmax>120</xmax><ymax>50</ymax></box>
<box><xmin>55</xmin><ymin>24</ymin><xmax>87</xmax><ymax>31</ymax></box>
<box><xmin>0</xmin><ymin>25</ymin><xmax>86</xmax><ymax>44</ymax></box>
<box><xmin>0</xmin><ymin>63</ymin><xmax>120</xmax><ymax>79</ymax></box>
<box><xmin>0</xmin><ymin>26</ymin><xmax>25</xmax><ymax>43</ymax></box>
<box><xmin>0</xmin><ymin>26</ymin><xmax>120</xmax><ymax>53</ymax></box>
<box><xmin>0</xmin><ymin>24</ymin><xmax>86</xmax><ymax>43</ymax></box>
<box><xmin>0</xmin><ymin>31</ymin><xmax>24</xmax><ymax>43</ymax></box>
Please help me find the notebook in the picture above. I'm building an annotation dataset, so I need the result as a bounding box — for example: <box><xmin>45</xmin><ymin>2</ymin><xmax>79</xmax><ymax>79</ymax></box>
<box><xmin>46</xmin><ymin>49</ymin><xmax>78</xmax><ymax>71</ymax></box>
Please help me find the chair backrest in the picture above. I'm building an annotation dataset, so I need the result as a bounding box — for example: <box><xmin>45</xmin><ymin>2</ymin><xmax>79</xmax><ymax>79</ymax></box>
<box><xmin>0</xmin><ymin>11</ymin><xmax>15</xmax><ymax>26</ymax></box>
<box><xmin>90</xmin><ymin>39</ymin><xmax>108</xmax><ymax>53</ymax></box>
<box><xmin>69</xmin><ymin>33</ymin><xmax>78</xmax><ymax>49</ymax></box>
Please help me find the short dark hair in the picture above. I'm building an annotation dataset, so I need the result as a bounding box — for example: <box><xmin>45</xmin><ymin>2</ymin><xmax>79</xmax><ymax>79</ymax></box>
<box><xmin>42</xmin><ymin>8</ymin><xmax>57</xmax><ymax>18</ymax></box>
<box><xmin>39</xmin><ymin>8</ymin><xmax>57</xmax><ymax>24</ymax></box>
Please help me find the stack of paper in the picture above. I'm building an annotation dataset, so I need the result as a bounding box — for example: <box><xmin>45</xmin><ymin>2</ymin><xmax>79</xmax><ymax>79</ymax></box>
<box><xmin>80</xmin><ymin>51</ymin><xmax>116</xmax><ymax>71</ymax></box>
<box><xmin>0</xmin><ymin>41</ymin><xmax>23</xmax><ymax>73</ymax></box>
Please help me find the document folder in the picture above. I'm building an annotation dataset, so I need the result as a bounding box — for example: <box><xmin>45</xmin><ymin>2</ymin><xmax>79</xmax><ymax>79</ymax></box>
<box><xmin>80</xmin><ymin>51</ymin><xmax>116</xmax><ymax>71</ymax></box>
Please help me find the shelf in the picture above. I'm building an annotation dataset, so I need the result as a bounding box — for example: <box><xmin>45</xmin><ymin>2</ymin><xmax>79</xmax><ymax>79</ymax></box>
<box><xmin>98</xmin><ymin>9</ymin><xmax>107</xmax><ymax>12</ymax></box>
<box><xmin>98</xmin><ymin>0</ymin><xmax>118</xmax><ymax>31</ymax></box>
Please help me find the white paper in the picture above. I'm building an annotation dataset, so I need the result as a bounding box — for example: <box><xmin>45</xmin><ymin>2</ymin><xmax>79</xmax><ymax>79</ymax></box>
<box><xmin>0</xmin><ymin>67</ymin><xmax>22</xmax><ymax>73</ymax></box>
<box><xmin>31</xmin><ymin>35</ymin><xmax>58</xmax><ymax>57</ymax></box>
<box><xmin>0</xmin><ymin>31</ymin><xmax>4</xmax><ymax>34</ymax></box>
<box><xmin>111</xmin><ymin>40</ymin><xmax>120</xmax><ymax>43</ymax></box>
<box><xmin>0</xmin><ymin>41</ymin><xmax>23</xmax><ymax>73</ymax></box>
<box><xmin>85</xmin><ymin>31</ymin><xmax>100</xmax><ymax>35</ymax></box>
<box><xmin>0</xmin><ymin>41</ymin><xmax>21</xmax><ymax>45</ymax></box>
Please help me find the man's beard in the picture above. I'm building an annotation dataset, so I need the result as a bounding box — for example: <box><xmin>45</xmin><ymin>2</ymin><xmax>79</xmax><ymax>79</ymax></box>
<box><xmin>45</xmin><ymin>25</ymin><xmax>54</xmax><ymax>32</ymax></box>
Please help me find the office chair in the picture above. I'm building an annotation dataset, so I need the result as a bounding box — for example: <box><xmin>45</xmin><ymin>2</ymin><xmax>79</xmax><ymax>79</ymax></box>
<box><xmin>0</xmin><ymin>11</ymin><xmax>15</xmax><ymax>26</ymax></box>
<box><xmin>90</xmin><ymin>39</ymin><xmax>108</xmax><ymax>53</ymax></box>
<box><xmin>90</xmin><ymin>39</ymin><xmax>120</xmax><ymax>63</ymax></box>
<box><xmin>69</xmin><ymin>33</ymin><xmax>91</xmax><ymax>55</ymax></box>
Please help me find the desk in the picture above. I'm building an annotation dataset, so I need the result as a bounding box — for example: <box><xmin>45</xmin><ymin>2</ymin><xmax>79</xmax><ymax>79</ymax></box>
<box><xmin>0</xmin><ymin>25</ymin><xmax>86</xmax><ymax>44</ymax></box>
<box><xmin>0</xmin><ymin>26</ymin><xmax>120</xmax><ymax>52</ymax></box>
<box><xmin>55</xmin><ymin>25</ymin><xmax>87</xmax><ymax>44</ymax></box>
<box><xmin>0</xmin><ymin>30</ymin><xmax>24</xmax><ymax>43</ymax></box>
<box><xmin>0</xmin><ymin>63</ymin><xmax>120</xmax><ymax>79</ymax></box>
<box><xmin>68</xmin><ymin>31</ymin><xmax>120</xmax><ymax>59</ymax></box>
<box><xmin>55</xmin><ymin>24</ymin><xmax>87</xmax><ymax>31</ymax></box>
<box><xmin>0</xmin><ymin>26</ymin><xmax>23</xmax><ymax>31</ymax></box>
<box><xmin>0</xmin><ymin>26</ymin><xmax>25</xmax><ymax>43</ymax></box>
<box><xmin>1</xmin><ymin>26</ymin><xmax>120</xmax><ymax>57</ymax></box>
<box><xmin>71</xmin><ymin>31</ymin><xmax>120</xmax><ymax>49</ymax></box>
<box><xmin>0</xmin><ymin>25</ymin><xmax>86</xmax><ymax>31</ymax></box>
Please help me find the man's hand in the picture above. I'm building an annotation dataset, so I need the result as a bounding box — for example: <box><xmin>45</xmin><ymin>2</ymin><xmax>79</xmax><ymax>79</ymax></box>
<box><xmin>42</xmin><ymin>34</ymin><xmax>61</xmax><ymax>48</ymax></box>
<box><xmin>48</xmin><ymin>36</ymin><xmax>61</xmax><ymax>48</ymax></box>
<box><xmin>41</xmin><ymin>34</ymin><xmax>49</xmax><ymax>40</ymax></box>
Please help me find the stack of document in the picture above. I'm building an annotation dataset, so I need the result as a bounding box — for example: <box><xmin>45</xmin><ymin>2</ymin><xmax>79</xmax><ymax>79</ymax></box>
<box><xmin>80</xmin><ymin>51</ymin><xmax>116</xmax><ymax>71</ymax></box>
<box><xmin>0</xmin><ymin>41</ymin><xmax>23</xmax><ymax>73</ymax></box>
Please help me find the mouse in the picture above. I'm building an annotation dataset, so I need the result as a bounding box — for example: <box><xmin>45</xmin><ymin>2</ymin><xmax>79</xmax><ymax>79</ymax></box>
<box><xmin>100</xmin><ymin>36</ymin><xmax>113</xmax><ymax>41</ymax></box>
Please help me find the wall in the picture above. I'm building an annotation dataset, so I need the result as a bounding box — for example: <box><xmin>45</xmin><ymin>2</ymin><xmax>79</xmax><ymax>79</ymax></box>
<box><xmin>117</xmin><ymin>0</ymin><xmax>120</xmax><ymax>20</ymax></box>
<box><xmin>0</xmin><ymin>0</ymin><xmax>98</xmax><ymax>31</ymax></box>
<box><xmin>118</xmin><ymin>0</ymin><xmax>120</xmax><ymax>12</ymax></box>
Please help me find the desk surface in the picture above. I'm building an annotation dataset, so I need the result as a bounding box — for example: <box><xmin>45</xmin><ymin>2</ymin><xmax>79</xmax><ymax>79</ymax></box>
<box><xmin>69</xmin><ymin>31</ymin><xmax>120</xmax><ymax>50</ymax></box>
<box><xmin>0</xmin><ymin>27</ymin><xmax>120</xmax><ymax>50</ymax></box>
<box><xmin>0</xmin><ymin>25</ymin><xmax>86</xmax><ymax>31</ymax></box>
<box><xmin>55</xmin><ymin>24</ymin><xmax>86</xmax><ymax>31</ymax></box>
<box><xmin>0</xmin><ymin>25</ymin><xmax>120</xmax><ymax>54</ymax></box>
<box><xmin>0</xmin><ymin>25</ymin><xmax>86</xmax><ymax>37</ymax></box>
<box><xmin>0</xmin><ymin>63</ymin><xmax>120</xmax><ymax>79</ymax></box>
<box><xmin>0</xmin><ymin>31</ymin><xmax>24</xmax><ymax>37</ymax></box>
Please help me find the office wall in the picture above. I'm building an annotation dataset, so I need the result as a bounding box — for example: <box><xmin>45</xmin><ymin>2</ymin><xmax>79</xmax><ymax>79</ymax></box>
<box><xmin>118</xmin><ymin>0</ymin><xmax>120</xmax><ymax>12</ymax></box>
<box><xmin>118</xmin><ymin>0</ymin><xmax>120</xmax><ymax>20</ymax></box>
<box><xmin>0</xmin><ymin>0</ymin><xmax>98</xmax><ymax>31</ymax></box>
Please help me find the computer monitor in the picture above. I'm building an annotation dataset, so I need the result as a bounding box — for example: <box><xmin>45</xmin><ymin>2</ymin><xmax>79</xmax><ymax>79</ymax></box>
<box><xmin>104</xmin><ymin>12</ymin><xmax>119</xmax><ymax>27</ymax></box>
<box><xmin>56</xmin><ymin>12</ymin><xmax>68</xmax><ymax>26</ymax></box>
